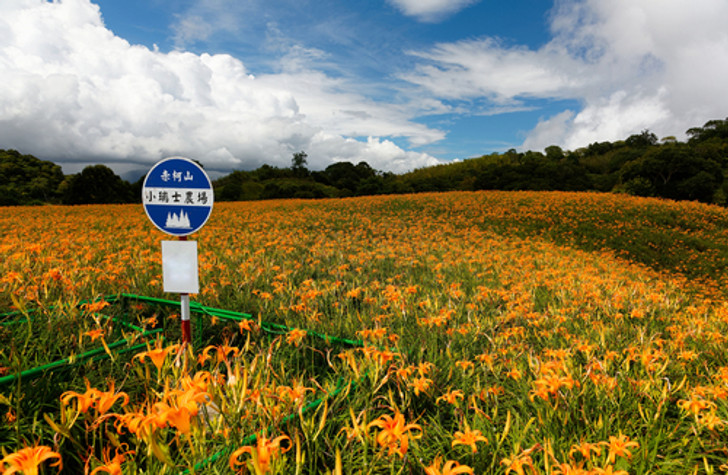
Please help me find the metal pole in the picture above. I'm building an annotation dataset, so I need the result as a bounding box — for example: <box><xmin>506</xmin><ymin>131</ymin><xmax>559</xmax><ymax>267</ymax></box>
<box><xmin>179</xmin><ymin>235</ymin><xmax>191</xmax><ymax>347</ymax></box>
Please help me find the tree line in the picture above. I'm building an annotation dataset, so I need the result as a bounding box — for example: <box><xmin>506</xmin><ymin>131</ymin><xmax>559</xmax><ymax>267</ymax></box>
<box><xmin>2</xmin><ymin>118</ymin><xmax>728</xmax><ymax>206</ymax></box>
<box><xmin>390</xmin><ymin>121</ymin><xmax>728</xmax><ymax>204</ymax></box>
<box><xmin>0</xmin><ymin>150</ymin><xmax>138</xmax><ymax>205</ymax></box>
<box><xmin>214</xmin><ymin>118</ymin><xmax>728</xmax><ymax>204</ymax></box>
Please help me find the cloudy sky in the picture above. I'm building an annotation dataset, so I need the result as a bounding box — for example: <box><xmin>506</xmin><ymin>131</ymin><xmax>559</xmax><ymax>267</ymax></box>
<box><xmin>1</xmin><ymin>0</ymin><xmax>727</xmax><ymax>177</ymax></box>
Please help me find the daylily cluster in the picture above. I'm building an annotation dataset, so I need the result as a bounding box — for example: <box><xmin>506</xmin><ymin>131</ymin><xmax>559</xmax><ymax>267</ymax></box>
<box><xmin>528</xmin><ymin>355</ymin><xmax>578</xmax><ymax>403</ymax></box>
<box><xmin>61</xmin><ymin>380</ymin><xmax>129</xmax><ymax>416</ymax></box>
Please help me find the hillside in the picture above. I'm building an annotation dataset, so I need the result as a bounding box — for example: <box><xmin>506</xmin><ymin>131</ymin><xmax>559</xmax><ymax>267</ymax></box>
<box><xmin>4</xmin><ymin>191</ymin><xmax>728</xmax><ymax>473</ymax></box>
<box><xmin>448</xmin><ymin>191</ymin><xmax>728</xmax><ymax>292</ymax></box>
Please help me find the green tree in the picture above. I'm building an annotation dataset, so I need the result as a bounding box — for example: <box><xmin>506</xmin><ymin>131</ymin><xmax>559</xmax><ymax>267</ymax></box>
<box><xmin>687</xmin><ymin>118</ymin><xmax>728</xmax><ymax>143</ymax></box>
<box><xmin>544</xmin><ymin>145</ymin><xmax>565</xmax><ymax>161</ymax></box>
<box><xmin>625</xmin><ymin>130</ymin><xmax>658</xmax><ymax>148</ymax></box>
<box><xmin>254</xmin><ymin>164</ymin><xmax>290</xmax><ymax>181</ymax></box>
<box><xmin>315</xmin><ymin>161</ymin><xmax>380</xmax><ymax>195</ymax></box>
<box><xmin>0</xmin><ymin>149</ymin><xmax>64</xmax><ymax>205</ymax></box>
<box><xmin>474</xmin><ymin>150</ymin><xmax>591</xmax><ymax>192</ymax></box>
<box><xmin>213</xmin><ymin>170</ymin><xmax>252</xmax><ymax>201</ymax></box>
<box><xmin>620</xmin><ymin>144</ymin><xmax>722</xmax><ymax>202</ymax></box>
<box><xmin>291</xmin><ymin>151</ymin><xmax>309</xmax><ymax>178</ymax></box>
<box><xmin>61</xmin><ymin>164</ymin><xmax>133</xmax><ymax>204</ymax></box>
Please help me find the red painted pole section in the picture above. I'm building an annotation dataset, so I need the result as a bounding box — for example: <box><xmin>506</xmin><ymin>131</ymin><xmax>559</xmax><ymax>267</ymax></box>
<box><xmin>179</xmin><ymin>235</ymin><xmax>192</xmax><ymax>347</ymax></box>
<box><xmin>181</xmin><ymin>298</ymin><xmax>191</xmax><ymax>345</ymax></box>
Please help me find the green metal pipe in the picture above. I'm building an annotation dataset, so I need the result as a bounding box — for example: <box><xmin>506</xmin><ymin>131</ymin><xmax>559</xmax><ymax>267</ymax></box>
<box><xmin>87</xmin><ymin>340</ymin><xmax>159</xmax><ymax>364</ymax></box>
<box><xmin>0</xmin><ymin>329</ymin><xmax>162</xmax><ymax>387</ymax></box>
<box><xmin>117</xmin><ymin>293</ymin><xmax>364</xmax><ymax>347</ymax></box>
<box><xmin>113</xmin><ymin>318</ymin><xmax>147</xmax><ymax>333</ymax></box>
<box><xmin>3</xmin><ymin>293</ymin><xmax>363</xmax><ymax>386</ymax></box>
<box><xmin>120</xmin><ymin>293</ymin><xmax>253</xmax><ymax>319</ymax></box>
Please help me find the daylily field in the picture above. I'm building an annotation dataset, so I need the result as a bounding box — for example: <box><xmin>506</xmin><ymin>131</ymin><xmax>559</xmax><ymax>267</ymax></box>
<box><xmin>3</xmin><ymin>191</ymin><xmax>728</xmax><ymax>474</ymax></box>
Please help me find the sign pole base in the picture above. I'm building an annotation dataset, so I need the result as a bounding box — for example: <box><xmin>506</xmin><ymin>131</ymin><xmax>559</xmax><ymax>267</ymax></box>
<box><xmin>181</xmin><ymin>293</ymin><xmax>191</xmax><ymax>346</ymax></box>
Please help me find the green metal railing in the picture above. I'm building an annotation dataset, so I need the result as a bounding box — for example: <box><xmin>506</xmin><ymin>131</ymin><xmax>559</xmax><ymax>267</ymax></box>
<box><xmin>0</xmin><ymin>328</ymin><xmax>163</xmax><ymax>388</ymax></box>
<box><xmin>117</xmin><ymin>293</ymin><xmax>364</xmax><ymax>347</ymax></box>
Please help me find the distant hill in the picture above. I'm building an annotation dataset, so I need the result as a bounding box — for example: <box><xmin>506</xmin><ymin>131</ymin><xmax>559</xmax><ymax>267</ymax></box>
<box><xmin>2</xmin><ymin>117</ymin><xmax>727</xmax><ymax>205</ymax></box>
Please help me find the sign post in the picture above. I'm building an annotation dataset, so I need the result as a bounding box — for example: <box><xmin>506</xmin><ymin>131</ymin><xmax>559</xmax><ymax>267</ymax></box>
<box><xmin>142</xmin><ymin>157</ymin><xmax>214</xmax><ymax>347</ymax></box>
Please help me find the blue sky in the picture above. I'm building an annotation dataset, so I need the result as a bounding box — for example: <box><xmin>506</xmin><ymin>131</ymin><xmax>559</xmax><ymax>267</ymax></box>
<box><xmin>1</xmin><ymin>0</ymin><xmax>727</xmax><ymax>176</ymax></box>
<box><xmin>93</xmin><ymin>0</ymin><xmax>558</xmax><ymax>161</ymax></box>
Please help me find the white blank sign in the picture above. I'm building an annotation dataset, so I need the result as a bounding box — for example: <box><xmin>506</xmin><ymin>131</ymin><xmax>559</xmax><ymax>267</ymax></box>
<box><xmin>162</xmin><ymin>240</ymin><xmax>199</xmax><ymax>294</ymax></box>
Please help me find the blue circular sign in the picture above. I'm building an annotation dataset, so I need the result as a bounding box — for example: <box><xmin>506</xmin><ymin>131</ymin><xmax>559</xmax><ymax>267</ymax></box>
<box><xmin>142</xmin><ymin>157</ymin><xmax>214</xmax><ymax>236</ymax></box>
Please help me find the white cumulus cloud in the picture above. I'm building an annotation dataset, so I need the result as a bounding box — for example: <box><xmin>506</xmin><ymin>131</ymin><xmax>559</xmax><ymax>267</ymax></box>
<box><xmin>0</xmin><ymin>0</ymin><xmax>443</xmax><ymax>174</ymax></box>
<box><xmin>387</xmin><ymin>0</ymin><xmax>480</xmax><ymax>22</ymax></box>
<box><xmin>403</xmin><ymin>0</ymin><xmax>728</xmax><ymax>151</ymax></box>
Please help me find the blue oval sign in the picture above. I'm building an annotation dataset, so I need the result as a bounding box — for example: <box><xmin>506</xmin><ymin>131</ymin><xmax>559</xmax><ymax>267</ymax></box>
<box><xmin>142</xmin><ymin>157</ymin><xmax>214</xmax><ymax>236</ymax></box>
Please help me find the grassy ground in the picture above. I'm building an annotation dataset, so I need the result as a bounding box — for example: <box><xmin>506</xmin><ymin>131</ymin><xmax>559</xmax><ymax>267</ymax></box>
<box><xmin>2</xmin><ymin>191</ymin><xmax>728</xmax><ymax>474</ymax></box>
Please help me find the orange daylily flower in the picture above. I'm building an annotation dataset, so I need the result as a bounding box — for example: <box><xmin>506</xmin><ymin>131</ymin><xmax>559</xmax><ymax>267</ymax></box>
<box><xmin>174</xmin><ymin>385</ymin><xmax>211</xmax><ymax>413</ymax></box>
<box><xmin>367</xmin><ymin>408</ymin><xmax>422</xmax><ymax>458</ymax></box>
<box><xmin>455</xmin><ymin>360</ymin><xmax>474</xmax><ymax>371</ymax></box>
<box><xmin>1</xmin><ymin>445</ymin><xmax>62</xmax><ymax>475</ymax></box>
<box><xmin>601</xmin><ymin>433</ymin><xmax>640</xmax><ymax>464</ymax></box>
<box><xmin>179</xmin><ymin>371</ymin><xmax>213</xmax><ymax>394</ymax></box>
<box><xmin>229</xmin><ymin>434</ymin><xmax>291</xmax><ymax>474</ymax></box>
<box><xmin>61</xmin><ymin>379</ymin><xmax>100</xmax><ymax>413</ymax></box>
<box><xmin>529</xmin><ymin>373</ymin><xmax>576</xmax><ymax>402</ymax></box>
<box><xmin>95</xmin><ymin>380</ymin><xmax>129</xmax><ymax>415</ymax></box>
<box><xmin>84</xmin><ymin>328</ymin><xmax>105</xmax><ymax>341</ymax></box>
<box><xmin>678</xmin><ymin>395</ymin><xmax>716</xmax><ymax>415</ymax></box>
<box><xmin>550</xmin><ymin>461</ymin><xmax>591</xmax><ymax>474</ymax></box>
<box><xmin>416</xmin><ymin>361</ymin><xmax>434</xmax><ymax>376</ymax></box>
<box><xmin>391</xmin><ymin>365</ymin><xmax>414</xmax><ymax>381</ymax></box>
<box><xmin>90</xmin><ymin>446</ymin><xmax>134</xmax><ymax>475</ymax></box>
<box><xmin>501</xmin><ymin>445</ymin><xmax>539</xmax><ymax>475</ymax></box>
<box><xmin>83</xmin><ymin>299</ymin><xmax>110</xmax><ymax>314</ymax></box>
<box><xmin>199</xmin><ymin>343</ymin><xmax>240</xmax><ymax>365</ymax></box>
<box><xmin>357</xmin><ymin>327</ymin><xmax>388</xmax><ymax>341</ymax></box>
<box><xmin>424</xmin><ymin>455</ymin><xmax>474</xmax><ymax>475</ymax></box>
<box><xmin>569</xmin><ymin>440</ymin><xmax>602</xmax><ymax>460</ymax></box>
<box><xmin>451</xmin><ymin>427</ymin><xmax>488</xmax><ymax>453</ymax></box>
<box><xmin>411</xmin><ymin>377</ymin><xmax>433</xmax><ymax>396</ymax></box>
<box><xmin>277</xmin><ymin>381</ymin><xmax>312</xmax><ymax>405</ymax></box>
<box><xmin>61</xmin><ymin>379</ymin><xmax>128</xmax><ymax>415</ymax></box>
<box><xmin>437</xmin><ymin>389</ymin><xmax>465</xmax><ymax>405</ymax></box>
<box><xmin>697</xmin><ymin>411</ymin><xmax>724</xmax><ymax>431</ymax></box>
<box><xmin>285</xmin><ymin>328</ymin><xmax>307</xmax><ymax>346</ymax></box>
<box><xmin>340</xmin><ymin>408</ymin><xmax>369</xmax><ymax>442</ymax></box>
<box><xmin>114</xmin><ymin>412</ymin><xmax>159</xmax><ymax>439</ymax></box>
<box><xmin>148</xmin><ymin>383</ymin><xmax>210</xmax><ymax>435</ymax></box>
<box><xmin>134</xmin><ymin>340</ymin><xmax>180</xmax><ymax>371</ymax></box>
<box><xmin>154</xmin><ymin>404</ymin><xmax>196</xmax><ymax>435</ymax></box>
<box><xmin>238</xmin><ymin>319</ymin><xmax>256</xmax><ymax>333</ymax></box>
<box><xmin>592</xmin><ymin>465</ymin><xmax>629</xmax><ymax>475</ymax></box>
<box><xmin>506</xmin><ymin>367</ymin><xmax>522</xmax><ymax>380</ymax></box>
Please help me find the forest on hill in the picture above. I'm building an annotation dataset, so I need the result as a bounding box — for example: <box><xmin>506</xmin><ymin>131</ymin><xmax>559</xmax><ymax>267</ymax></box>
<box><xmin>2</xmin><ymin>117</ymin><xmax>727</xmax><ymax>206</ymax></box>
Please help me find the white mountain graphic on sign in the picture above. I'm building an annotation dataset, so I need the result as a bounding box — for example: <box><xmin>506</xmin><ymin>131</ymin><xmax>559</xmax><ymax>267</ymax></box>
<box><xmin>165</xmin><ymin>210</ymin><xmax>191</xmax><ymax>229</ymax></box>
